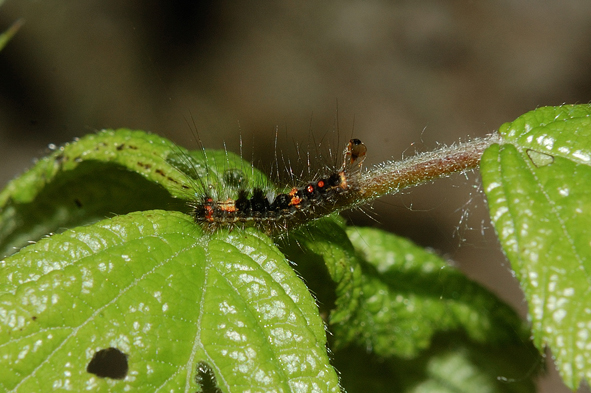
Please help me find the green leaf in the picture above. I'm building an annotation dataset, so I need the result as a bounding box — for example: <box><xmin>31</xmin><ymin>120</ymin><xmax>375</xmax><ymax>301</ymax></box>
<box><xmin>283</xmin><ymin>224</ymin><xmax>540</xmax><ymax>392</ymax></box>
<box><xmin>334</xmin><ymin>338</ymin><xmax>539</xmax><ymax>393</ymax></box>
<box><xmin>343</xmin><ymin>227</ymin><xmax>533</xmax><ymax>356</ymax></box>
<box><xmin>280</xmin><ymin>224</ymin><xmax>542</xmax><ymax>393</ymax></box>
<box><xmin>0</xmin><ymin>129</ymin><xmax>184</xmax><ymax>256</ymax></box>
<box><xmin>278</xmin><ymin>217</ymin><xmax>363</xmax><ymax>334</ymax></box>
<box><xmin>285</xmin><ymin>224</ymin><xmax>535</xmax><ymax>356</ymax></box>
<box><xmin>0</xmin><ymin>210</ymin><xmax>340</xmax><ymax>392</ymax></box>
<box><xmin>480</xmin><ymin>104</ymin><xmax>591</xmax><ymax>390</ymax></box>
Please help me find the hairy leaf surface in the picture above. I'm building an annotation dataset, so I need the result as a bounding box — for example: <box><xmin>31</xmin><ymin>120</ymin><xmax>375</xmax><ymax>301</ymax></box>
<box><xmin>481</xmin><ymin>104</ymin><xmax>591</xmax><ymax>389</ymax></box>
<box><xmin>0</xmin><ymin>210</ymin><xmax>339</xmax><ymax>392</ymax></box>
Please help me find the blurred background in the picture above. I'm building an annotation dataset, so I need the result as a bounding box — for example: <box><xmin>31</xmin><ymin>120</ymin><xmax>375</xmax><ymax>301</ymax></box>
<box><xmin>1</xmin><ymin>1</ymin><xmax>591</xmax><ymax>391</ymax></box>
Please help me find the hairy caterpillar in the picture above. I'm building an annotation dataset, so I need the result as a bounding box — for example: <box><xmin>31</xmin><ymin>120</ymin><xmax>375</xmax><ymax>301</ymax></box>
<box><xmin>190</xmin><ymin>138</ymin><xmax>367</xmax><ymax>235</ymax></box>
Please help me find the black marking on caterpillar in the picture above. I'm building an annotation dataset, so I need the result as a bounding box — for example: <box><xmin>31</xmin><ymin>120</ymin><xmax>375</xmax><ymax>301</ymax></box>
<box><xmin>190</xmin><ymin>138</ymin><xmax>367</xmax><ymax>235</ymax></box>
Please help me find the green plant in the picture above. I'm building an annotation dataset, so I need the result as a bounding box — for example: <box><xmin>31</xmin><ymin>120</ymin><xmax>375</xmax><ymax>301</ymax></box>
<box><xmin>1</xmin><ymin>104</ymin><xmax>590</xmax><ymax>392</ymax></box>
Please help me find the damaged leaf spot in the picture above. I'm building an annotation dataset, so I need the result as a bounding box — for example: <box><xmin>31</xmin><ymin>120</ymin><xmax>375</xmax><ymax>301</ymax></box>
<box><xmin>195</xmin><ymin>361</ymin><xmax>223</xmax><ymax>393</ymax></box>
<box><xmin>526</xmin><ymin>149</ymin><xmax>554</xmax><ymax>167</ymax></box>
<box><xmin>86</xmin><ymin>347</ymin><xmax>129</xmax><ymax>380</ymax></box>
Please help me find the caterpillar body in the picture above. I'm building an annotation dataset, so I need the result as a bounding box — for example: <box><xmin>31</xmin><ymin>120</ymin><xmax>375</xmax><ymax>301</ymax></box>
<box><xmin>190</xmin><ymin>139</ymin><xmax>367</xmax><ymax>235</ymax></box>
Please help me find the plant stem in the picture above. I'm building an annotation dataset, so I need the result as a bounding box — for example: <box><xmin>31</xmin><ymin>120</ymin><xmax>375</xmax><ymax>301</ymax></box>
<box><xmin>354</xmin><ymin>132</ymin><xmax>501</xmax><ymax>204</ymax></box>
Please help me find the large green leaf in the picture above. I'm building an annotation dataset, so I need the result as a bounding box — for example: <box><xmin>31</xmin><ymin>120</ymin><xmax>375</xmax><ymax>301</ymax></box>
<box><xmin>480</xmin><ymin>104</ymin><xmax>591</xmax><ymax>390</ymax></box>
<box><xmin>337</xmin><ymin>227</ymin><xmax>540</xmax><ymax>393</ymax></box>
<box><xmin>0</xmin><ymin>210</ymin><xmax>340</xmax><ymax>392</ymax></box>
<box><xmin>283</xmin><ymin>223</ymin><xmax>535</xmax><ymax>354</ymax></box>
<box><xmin>282</xmin><ymin>224</ymin><xmax>540</xmax><ymax>392</ymax></box>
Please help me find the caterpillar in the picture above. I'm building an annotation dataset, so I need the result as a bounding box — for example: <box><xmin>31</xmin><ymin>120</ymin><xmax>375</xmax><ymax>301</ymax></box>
<box><xmin>190</xmin><ymin>138</ymin><xmax>368</xmax><ymax>235</ymax></box>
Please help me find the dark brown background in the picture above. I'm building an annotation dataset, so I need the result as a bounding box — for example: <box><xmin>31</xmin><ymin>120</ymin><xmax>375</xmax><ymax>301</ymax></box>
<box><xmin>1</xmin><ymin>1</ymin><xmax>591</xmax><ymax>391</ymax></box>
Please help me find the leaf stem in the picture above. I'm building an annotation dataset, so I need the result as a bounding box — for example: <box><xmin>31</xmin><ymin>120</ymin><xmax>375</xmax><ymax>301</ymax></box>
<box><xmin>352</xmin><ymin>132</ymin><xmax>501</xmax><ymax>205</ymax></box>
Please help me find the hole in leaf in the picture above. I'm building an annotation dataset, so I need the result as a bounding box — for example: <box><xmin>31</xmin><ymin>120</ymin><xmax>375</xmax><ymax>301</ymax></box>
<box><xmin>86</xmin><ymin>347</ymin><xmax>129</xmax><ymax>380</ymax></box>
<box><xmin>195</xmin><ymin>361</ymin><xmax>223</xmax><ymax>393</ymax></box>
